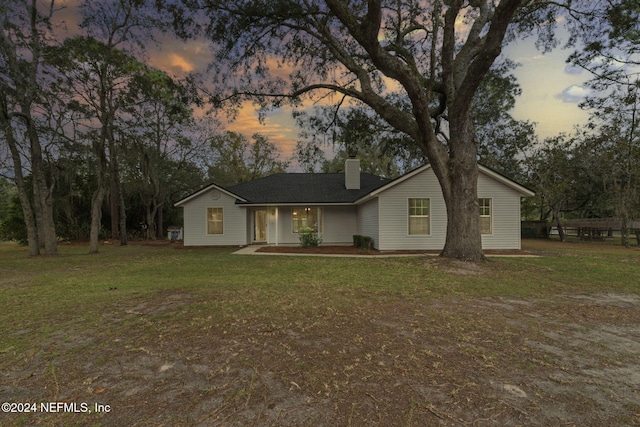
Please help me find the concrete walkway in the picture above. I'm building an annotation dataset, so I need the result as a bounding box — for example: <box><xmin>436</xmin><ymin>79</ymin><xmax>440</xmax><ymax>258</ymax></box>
<box><xmin>232</xmin><ymin>245</ymin><xmax>538</xmax><ymax>258</ymax></box>
<box><xmin>232</xmin><ymin>245</ymin><xmax>427</xmax><ymax>258</ymax></box>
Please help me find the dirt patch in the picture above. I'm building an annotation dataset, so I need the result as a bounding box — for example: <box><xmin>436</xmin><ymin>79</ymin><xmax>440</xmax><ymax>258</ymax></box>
<box><xmin>2</xmin><ymin>290</ymin><xmax>639</xmax><ymax>426</ymax></box>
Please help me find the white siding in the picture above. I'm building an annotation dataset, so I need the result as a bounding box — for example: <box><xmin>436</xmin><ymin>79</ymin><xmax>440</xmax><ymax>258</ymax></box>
<box><xmin>180</xmin><ymin>190</ymin><xmax>247</xmax><ymax>246</ymax></box>
<box><xmin>376</xmin><ymin>168</ymin><xmax>524</xmax><ymax>250</ymax></box>
<box><xmin>323</xmin><ymin>206</ymin><xmax>357</xmax><ymax>244</ymax></box>
<box><xmin>477</xmin><ymin>173</ymin><xmax>523</xmax><ymax>250</ymax></box>
<box><xmin>276</xmin><ymin>208</ymin><xmax>296</xmax><ymax>244</ymax></box>
<box><xmin>357</xmin><ymin>199</ymin><xmax>380</xmax><ymax>248</ymax></box>
<box><xmin>377</xmin><ymin>168</ymin><xmax>447</xmax><ymax>250</ymax></box>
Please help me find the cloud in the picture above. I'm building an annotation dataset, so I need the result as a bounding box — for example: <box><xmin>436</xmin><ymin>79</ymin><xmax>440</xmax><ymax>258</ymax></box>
<box><xmin>147</xmin><ymin>39</ymin><xmax>211</xmax><ymax>77</ymax></box>
<box><xmin>224</xmin><ymin>101</ymin><xmax>298</xmax><ymax>159</ymax></box>
<box><xmin>564</xmin><ymin>64</ymin><xmax>583</xmax><ymax>75</ymax></box>
<box><xmin>556</xmin><ymin>85</ymin><xmax>591</xmax><ymax>103</ymax></box>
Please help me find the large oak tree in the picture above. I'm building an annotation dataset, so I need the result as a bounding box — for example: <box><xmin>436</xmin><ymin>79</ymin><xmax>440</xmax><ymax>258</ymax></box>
<box><xmin>178</xmin><ymin>0</ymin><xmax>572</xmax><ymax>261</ymax></box>
<box><xmin>0</xmin><ymin>0</ymin><xmax>58</xmax><ymax>255</ymax></box>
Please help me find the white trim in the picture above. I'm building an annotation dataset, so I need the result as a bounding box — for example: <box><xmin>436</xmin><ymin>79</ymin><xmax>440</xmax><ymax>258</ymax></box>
<box><xmin>291</xmin><ymin>206</ymin><xmax>323</xmax><ymax>233</ymax></box>
<box><xmin>407</xmin><ymin>197</ymin><xmax>431</xmax><ymax>236</ymax></box>
<box><xmin>355</xmin><ymin>164</ymin><xmax>534</xmax><ymax>204</ymax></box>
<box><xmin>275</xmin><ymin>207</ymin><xmax>279</xmax><ymax>246</ymax></box>
<box><xmin>238</xmin><ymin>202</ymin><xmax>353</xmax><ymax>207</ymax></box>
<box><xmin>359</xmin><ymin>165</ymin><xmax>430</xmax><ymax>203</ymax></box>
<box><xmin>479</xmin><ymin>197</ymin><xmax>493</xmax><ymax>235</ymax></box>
<box><xmin>175</xmin><ymin>183</ymin><xmax>246</xmax><ymax>207</ymax></box>
<box><xmin>253</xmin><ymin>208</ymin><xmax>267</xmax><ymax>242</ymax></box>
<box><xmin>206</xmin><ymin>207</ymin><xmax>224</xmax><ymax>235</ymax></box>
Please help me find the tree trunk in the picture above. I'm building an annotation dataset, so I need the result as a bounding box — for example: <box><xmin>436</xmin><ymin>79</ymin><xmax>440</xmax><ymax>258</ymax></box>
<box><xmin>1</xmin><ymin>110</ymin><xmax>40</xmax><ymax>256</ymax></box>
<box><xmin>439</xmin><ymin>155</ymin><xmax>484</xmax><ymax>262</ymax></box>
<box><xmin>89</xmin><ymin>141</ymin><xmax>107</xmax><ymax>254</ymax></box>
<box><xmin>156</xmin><ymin>204</ymin><xmax>164</xmax><ymax>240</ymax></box>
<box><xmin>118</xmin><ymin>179</ymin><xmax>127</xmax><ymax>246</ymax></box>
<box><xmin>438</xmin><ymin>114</ymin><xmax>484</xmax><ymax>261</ymax></box>
<box><xmin>621</xmin><ymin>214</ymin><xmax>630</xmax><ymax>248</ymax></box>
<box><xmin>19</xmin><ymin>194</ymin><xmax>40</xmax><ymax>255</ymax></box>
<box><xmin>110</xmin><ymin>178</ymin><xmax>119</xmax><ymax>239</ymax></box>
<box><xmin>89</xmin><ymin>184</ymin><xmax>104</xmax><ymax>254</ymax></box>
<box><xmin>32</xmin><ymin>147</ymin><xmax>58</xmax><ymax>255</ymax></box>
<box><xmin>14</xmin><ymin>178</ymin><xmax>40</xmax><ymax>256</ymax></box>
<box><xmin>26</xmin><ymin>119</ymin><xmax>57</xmax><ymax>254</ymax></box>
<box><xmin>146</xmin><ymin>206</ymin><xmax>155</xmax><ymax>240</ymax></box>
<box><xmin>109</xmin><ymin>134</ymin><xmax>120</xmax><ymax>240</ymax></box>
<box><xmin>554</xmin><ymin>212</ymin><xmax>565</xmax><ymax>242</ymax></box>
<box><xmin>109</xmin><ymin>137</ymin><xmax>127</xmax><ymax>246</ymax></box>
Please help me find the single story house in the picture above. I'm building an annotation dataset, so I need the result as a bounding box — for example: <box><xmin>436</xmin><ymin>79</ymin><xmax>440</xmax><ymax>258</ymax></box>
<box><xmin>174</xmin><ymin>159</ymin><xmax>535</xmax><ymax>250</ymax></box>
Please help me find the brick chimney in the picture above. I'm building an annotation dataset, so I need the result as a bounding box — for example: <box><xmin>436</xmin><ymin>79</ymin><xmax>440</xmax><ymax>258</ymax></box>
<box><xmin>345</xmin><ymin>158</ymin><xmax>360</xmax><ymax>190</ymax></box>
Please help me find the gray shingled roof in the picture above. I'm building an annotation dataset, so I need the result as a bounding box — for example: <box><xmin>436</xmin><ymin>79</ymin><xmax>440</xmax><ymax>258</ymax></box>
<box><xmin>225</xmin><ymin>173</ymin><xmax>391</xmax><ymax>204</ymax></box>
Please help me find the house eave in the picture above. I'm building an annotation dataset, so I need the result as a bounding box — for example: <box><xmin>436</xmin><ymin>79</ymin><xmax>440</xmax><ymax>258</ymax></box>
<box><xmin>174</xmin><ymin>183</ymin><xmax>247</xmax><ymax>207</ymax></box>
<box><xmin>354</xmin><ymin>164</ymin><xmax>535</xmax><ymax>202</ymax></box>
<box><xmin>235</xmin><ymin>202</ymin><xmax>356</xmax><ymax>207</ymax></box>
<box><xmin>355</xmin><ymin>164</ymin><xmax>431</xmax><ymax>203</ymax></box>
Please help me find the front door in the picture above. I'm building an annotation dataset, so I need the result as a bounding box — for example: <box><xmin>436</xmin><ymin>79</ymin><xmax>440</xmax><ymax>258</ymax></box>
<box><xmin>254</xmin><ymin>209</ymin><xmax>267</xmax><ymax>242</ymax></box>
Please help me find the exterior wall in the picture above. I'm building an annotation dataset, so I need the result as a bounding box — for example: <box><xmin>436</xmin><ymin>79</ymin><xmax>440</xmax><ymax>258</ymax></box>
<box><xmin>323</xmin><ymin>206</ymin><xmax>358</xmax><ymax>244</ymax></box>
<box><xmin>357</xmin><ymin>198</ymin><xmax>380</xmax><ymax>248</ymax></box>
<box><xmin>477</xmin><ymin>173</ymin><xmax>523</xmax><ymax>250</ymax></box>
<box><xmin>376</xmin><ymin>168</ymin><xmax>524</xmax><ymax>250</ymax></box>
<box><xmin>180</xmin><ymin>189</ymin><xmax>248</xmax><ymax>246</ymax></box>
<box><xmin>377</xmin><ymin>168</ymin><xmax>447</xmax><ymax>250</ymax></box>
<box><xmin>274</xmin><ymin>205</ymin><xmax>357</xmax><ymax>245</ymax></box>
<box><xmin>179</xmin><ymin>169</ymin><xmax>525</xmax><ymax>249</ymax></box>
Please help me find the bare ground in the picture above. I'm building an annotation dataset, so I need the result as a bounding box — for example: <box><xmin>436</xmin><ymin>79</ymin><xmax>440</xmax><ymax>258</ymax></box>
<box><xmin>2</xmin><ymin>283</ymin><xmax>639</xmax><ymax>426</ymax></box>
<box><xmin>2</xmin><ymin>238</ymin><xmax>640</xmax><ymax>426</ymax></box>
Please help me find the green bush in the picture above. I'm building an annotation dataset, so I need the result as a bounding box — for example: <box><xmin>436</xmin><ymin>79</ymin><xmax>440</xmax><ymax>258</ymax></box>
<box><xmin>0</xmin><ymin>193</ymin><xmax>27</xmax><ymax>244</ymax></box>
<box><xmin>353</xmin><ymin>235</ymin><xmax>373</xmax><ymax>249</ymax></box>
<box><xmin>299</xmin><ymin>226</ymin><xmax>322</xmax><ymax>248</ymax></box>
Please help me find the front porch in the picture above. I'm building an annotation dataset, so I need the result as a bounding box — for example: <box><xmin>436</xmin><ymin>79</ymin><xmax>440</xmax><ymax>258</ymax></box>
<box><xmin>245</xmin><ymin>205</ymin><xmax>358</xmax><ymax>247</ymax></box>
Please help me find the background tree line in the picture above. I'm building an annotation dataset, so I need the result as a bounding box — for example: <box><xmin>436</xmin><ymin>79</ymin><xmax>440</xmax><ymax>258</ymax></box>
<box><xmin>0</xmin><ymin>0</ymin><xmax>288</xmax><ymax>254</ymax></box>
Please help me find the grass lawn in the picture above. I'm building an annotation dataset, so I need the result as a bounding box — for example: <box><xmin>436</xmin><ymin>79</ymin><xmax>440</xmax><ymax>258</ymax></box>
<box><xmin>1</xmin><ymin>239</ymin><xmax>639</xmax><ymax>426</ymax></box>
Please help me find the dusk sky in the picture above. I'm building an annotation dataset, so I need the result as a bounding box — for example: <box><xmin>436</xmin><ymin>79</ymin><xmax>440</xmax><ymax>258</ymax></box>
<box><xmin>53</xmin><ymin>1</ymin><xmax>593</xmax><ymax>170</ymax></box>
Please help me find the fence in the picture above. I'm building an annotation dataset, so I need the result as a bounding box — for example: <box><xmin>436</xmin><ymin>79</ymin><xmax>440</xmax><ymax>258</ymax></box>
<box><xmin>555</xmin><ymin>218</ymin><xmax>640</xmax><ymax>242</ymax></box>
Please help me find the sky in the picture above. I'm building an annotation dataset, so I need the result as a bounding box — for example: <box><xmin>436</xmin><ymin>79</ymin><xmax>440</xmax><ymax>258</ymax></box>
<box><xmin>504</xmin><ymin>36</ymin><xmax>591</xmax><ymax>141</ymax></box>
<box><xmin>51</xmin><ymin>1</ymin><xmax>594</xmax><ymax>170</ymax></box>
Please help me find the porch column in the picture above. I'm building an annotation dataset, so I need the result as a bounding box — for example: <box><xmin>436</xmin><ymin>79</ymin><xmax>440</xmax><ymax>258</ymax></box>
<box><xmin>275</xmin><ymin>207</ymin><xmax>279</xmax><ymax>246</ymax></box>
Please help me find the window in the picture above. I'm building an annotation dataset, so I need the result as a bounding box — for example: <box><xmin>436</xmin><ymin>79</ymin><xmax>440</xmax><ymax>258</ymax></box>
<box><xmin>292</xmin><ymin>207</ymin><xmax>322</xmax><ymax>233</ymax></box>
<box><xmin>479</xmin><ymin>198</ymin><xmax>492</xmax><ymax>234</ymax></box>
<box><xmin>408</xmin><ymin>198</ymin><xmax>430</xmax><ymax>235</ymax></box>
<box><xmin>207</xmin><ymin>208</ymin><xmax>223</xmax><ymax>234</ymax></box>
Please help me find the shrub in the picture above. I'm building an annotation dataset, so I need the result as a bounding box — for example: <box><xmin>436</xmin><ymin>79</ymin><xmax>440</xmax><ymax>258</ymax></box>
<box><xmin>299</xmin><ymin>226</ymin><xmax>322</xmax><ymax>248</ymax></box>
<box><xmin>353</xmin><ymin>235</ymin><xmax>373</xmax><ymax>250</ymax></box>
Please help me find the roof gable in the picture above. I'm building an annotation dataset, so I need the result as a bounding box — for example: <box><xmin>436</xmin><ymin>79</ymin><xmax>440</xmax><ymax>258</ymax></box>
<box><xmin>173</xmin><ymin>183</ymin><xmax>246</xmax><ymax>207</ymax></box>
<box><xmin>356</xmin><ymin>164</ymin><xmax>534</xmax><ymax>202</ymax></box>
